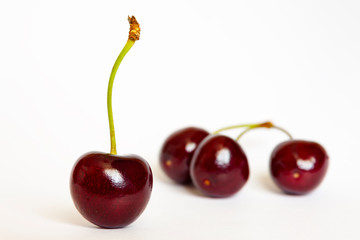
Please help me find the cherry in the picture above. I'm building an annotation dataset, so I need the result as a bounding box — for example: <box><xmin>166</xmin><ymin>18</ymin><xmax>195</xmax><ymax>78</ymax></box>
<box><xmin>70</xmin><ymin>153</ymin><xmax>152</xmax><ymax>228</ymax></box>
<box><xmin>70</xmin><ymin>16</ymin><xmax>152</xmax><ymax>228</ymax></box>
<box><xmin>159</xmin><ymin>122</ymin><xmax>271</xmax><ymax>185</ymax></box>
<box><xmin>190</xmin><ymin>135</ymin><xmax>249</xmax><ymax>197</ymax></box>
<box><xmin>234</xmin><ymin>122</ymin><xmax>328</xmax><ymax>195</ymax></box>
<box><xmin>159</xmin><ymin>122</ymin><xmax>272</xmax><ymax>195</ymax></box>
<box><xmin>160</xmin><ymin>127</ymin><xmax>209</xmax><ymax>184</ymax></box>
<box><xmin>270</xmin><ymin>140</ymin><xmax>329</xmax><ymax>195</ymax></box>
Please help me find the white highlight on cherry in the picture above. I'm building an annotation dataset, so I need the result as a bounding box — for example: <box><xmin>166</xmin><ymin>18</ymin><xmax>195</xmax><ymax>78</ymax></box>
<box><xmin>185</xmin><ymin>142</ymin><xmax>197</xmax><ymax>153</ymax></box>
<box><xmin>215</xmin><ymin>148</ymin><xmax>231</xmax><ymax>167</ymax></box>
<box><xmin>297</xmin><ymin>157</ymin><xmax>316</xmax><ymax>171</ymax></box>
<box><xmin>105</xmin><ymin>169</ymin><xmax>125</xmax><ymax>186</ymax></box>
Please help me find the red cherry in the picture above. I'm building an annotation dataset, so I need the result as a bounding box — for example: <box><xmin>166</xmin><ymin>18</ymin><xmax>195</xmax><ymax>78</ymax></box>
<box><xmin>70</xmin><ymin>17</ymin><xmax>153</xmax><ymax>228</ymax></box>
<box><xmin>70</xmin><ymin>152</ymin><xmax>153</xmax><ymax>228</ymax></box>
<box><xmin>190</xmin><ymin>135</ymin><xmax>249</xmax><ymax>197</ymax></box>
<box><xmin>160</xmin><ymin>127</ymin><xmax>209</xmax><ymax>184</ymax></box>
<box><xmin>270</xmin><ymin>140</ymin><xmax>329</xmax><ymax>195</ymax></box>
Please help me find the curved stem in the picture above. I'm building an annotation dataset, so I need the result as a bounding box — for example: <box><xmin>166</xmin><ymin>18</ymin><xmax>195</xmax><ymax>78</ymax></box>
<box><xmin>107</xmin><ymin>40</ymin><xmax>135</xmax><ymax>155</ymax></box>
<box><xmin>235</xmin><ymin>127</ymin><xmax>252</xmax><ymax>141</ymax></box>
<box><xmin>213</xmin><ymin>121</ymin><xmax>273</xmax><ymax>135</ymax></box>
<box><xmin>107</xmin><ymin>16</ymin><xmax>140</xmax><ymax>155</ymax></box>
<box><xmin>235</xmin><ymin>124</ymin><xmax>293</xmax><ymax>141</ymax></box>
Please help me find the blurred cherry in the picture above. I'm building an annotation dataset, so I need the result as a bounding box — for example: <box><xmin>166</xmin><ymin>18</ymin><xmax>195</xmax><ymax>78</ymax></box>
<box><xmin>190</xmin><ymin>135</ymin><xmax>249</xmax><ymax>197</ymax></box>
<box><xmin>270</xmin><ymin>140</ymin><xmax>329</xmax><ymax>195</ymax></box>
<box><xmin>160</xmin><ymin>127</ymin><xmax>209</xmax><ymax>184</ymax></box>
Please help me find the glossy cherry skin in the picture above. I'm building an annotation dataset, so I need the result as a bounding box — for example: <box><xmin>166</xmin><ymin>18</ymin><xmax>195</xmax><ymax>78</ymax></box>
<box><xmin>70</xmin><ymin>152</ymin><xmax>153</xmax><ymax>228</ymax></box>
<box><xmin>190</xmin><ymin>135</ymin><xmax>250</xmax><ymax>197</ymax></box>
<box><xmin>270</xmin><ymin>140</ymin><xmax>328</xmax><ymax>195</ymax></box>
<box><xmin>160</xmin><ymin>127</ymin><xmax>209</xmax><ymax>184</ymax></box>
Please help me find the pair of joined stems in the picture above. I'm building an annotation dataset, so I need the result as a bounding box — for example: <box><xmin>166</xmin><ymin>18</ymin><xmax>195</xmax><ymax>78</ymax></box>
<box><xmin>213</xmin><ymin>122</ymin><xmax>293</xmax><ymax>141</ymax></box>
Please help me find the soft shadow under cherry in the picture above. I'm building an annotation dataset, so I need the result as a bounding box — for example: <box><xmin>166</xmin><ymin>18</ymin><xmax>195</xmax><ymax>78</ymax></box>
<box><xmin>38</xmin><ymin>205</ymin><xmax>95</xmax><ymax>228</ymax></box>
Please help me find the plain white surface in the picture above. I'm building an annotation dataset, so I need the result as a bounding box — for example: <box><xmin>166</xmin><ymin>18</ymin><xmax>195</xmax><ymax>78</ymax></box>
<box><xmin>1</xmin><ymin>0</ymin><xmax>360</xmax><ymax>239</ymax></box>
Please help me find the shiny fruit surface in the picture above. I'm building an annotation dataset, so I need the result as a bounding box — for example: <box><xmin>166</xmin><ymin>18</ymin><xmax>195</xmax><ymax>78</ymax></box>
<box><xmin>190</xmin><ymin>135</ymin><xmax>249</xmax><ymax>197</ymax></box>
<box><xmin>270</xmin><ymin>140</ymin><xmax>328</xmax><ymax>195</ymax></box>
<box><xmin>70</xmin><ymin>152</ymin><xmax>153</xmax><ymax>228</ymax></box>
<box><xmin>160</xmin><ymin>127</ymin><xmax>209</xmax><ymax>184</ymax></box>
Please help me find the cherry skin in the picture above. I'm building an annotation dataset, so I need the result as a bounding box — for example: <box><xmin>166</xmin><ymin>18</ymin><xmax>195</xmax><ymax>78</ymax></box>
<box><xmin>190</xmin><ymin>135</ymin><xmax>250</xmax><ymax>197</ymax></box>
<box><xmin>270</xmin><ymin>140</ymin><xmax>328</xmax><ymax>195</ymax></box>
<box><xmin>70</xmin><ymin>152</ymin><xmax>153</xmax><ymax>228</ymax></box>
<box><xmin>160</xmin><ymin>127</ymin><xmax>209</xmax><ymax>184</ymax></box>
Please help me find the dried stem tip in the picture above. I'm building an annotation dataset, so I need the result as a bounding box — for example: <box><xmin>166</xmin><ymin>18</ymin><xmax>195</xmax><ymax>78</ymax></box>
<box><xmin>128</xmin><ymin>16</ymin><xmax>140</xmax><ymax>41</ymax></box>
<box><xmin>258</xmin><ymin>121</ymin><xmax>273</xmax><ymax>128</ymax></box>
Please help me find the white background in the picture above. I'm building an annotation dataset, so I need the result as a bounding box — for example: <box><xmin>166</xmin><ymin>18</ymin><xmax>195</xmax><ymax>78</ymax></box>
<box><xmin>1</xmin><ymin>0</ymin><xmax>359</xmax><ymax>239</ymax></box>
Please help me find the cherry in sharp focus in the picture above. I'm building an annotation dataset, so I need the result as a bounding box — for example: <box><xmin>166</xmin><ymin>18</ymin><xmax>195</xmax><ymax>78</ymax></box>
<box><xmin>160</xmin><ymin>127</ymin><xmax>209</xmax><ymax>184</ymax></box>
<box><xmin>70</xmin><ymin>16</ymin><xmax>153</xmax><ymax>228</ymax></box>
<box><xmin>71</xmin><ymin>153</ymin><xmax>152</xmax><ymax>228</ymax></box>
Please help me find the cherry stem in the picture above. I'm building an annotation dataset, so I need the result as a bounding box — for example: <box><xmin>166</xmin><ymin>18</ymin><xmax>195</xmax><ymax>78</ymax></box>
<box><xmin>235</xmin><ymin>124</ymin><xmax>293</xmax><ymax>141</ymax></box>
<box><xmin>107</xmin><ymin>16</ymin><xmax>140</xmax><ymax>155</ymax></box>
<box><xmin>212</xmin><ymin>121</ymin><xmax>293</xmax><ymax>141</ymax></box>
<box><xmin>212</xmin><ymin>121</ymin><xmax>274</xmax><ymax>135</ymax></box>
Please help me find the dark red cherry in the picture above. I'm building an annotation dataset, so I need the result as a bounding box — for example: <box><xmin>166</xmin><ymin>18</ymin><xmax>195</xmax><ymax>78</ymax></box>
<box><xmin>70</xmin><ymin>152</ymin><xmax>153</xmax><ymax>228</ymax></box>
<box><xmin>160</xmin><ymin>127</ymin><xmax>209</xmax><ymax>184</ymax></box>
<box><xmin>270</xmin><ymin>140</ymin><xmax>328</xmax><ymax>195</ymax></box>
<box><xmin>190</xmin><ymin>135</ymin><xmax>249</xmax><ymax>197</ymax></box>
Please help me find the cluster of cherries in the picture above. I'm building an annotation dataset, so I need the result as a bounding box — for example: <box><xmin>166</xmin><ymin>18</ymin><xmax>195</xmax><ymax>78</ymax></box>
<box><xmin>160</xmin><ymin>122</ymin><xmax>329</xmax><ymax>197</ymax></box>
<box><xmin>69</xmin><ymin>16</ymin><xmax>329</xmax><ymax>229</ymax></box>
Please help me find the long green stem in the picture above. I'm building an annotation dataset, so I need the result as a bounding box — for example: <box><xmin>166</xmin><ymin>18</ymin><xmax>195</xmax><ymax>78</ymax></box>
<box><xmin>107</xmin><ymin>40</ymin><xmax>135</xmax><ymax>155</ymax></box>
<box><xmin>107</xmin><ymin>16</ymin><xmax>140</xmax><ymax>155</ymax></box>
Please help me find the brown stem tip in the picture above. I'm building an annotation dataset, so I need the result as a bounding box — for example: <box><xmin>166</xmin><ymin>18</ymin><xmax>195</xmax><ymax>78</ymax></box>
<box><xmin>258</xmin><ymin>121</ymin><xmax>273</xmax><ymax>128</ymax></box>
<box><xmin>128</xmin><ymin>16</ymin><xmax>140</xmax><ymax>41</ymax></box>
